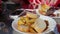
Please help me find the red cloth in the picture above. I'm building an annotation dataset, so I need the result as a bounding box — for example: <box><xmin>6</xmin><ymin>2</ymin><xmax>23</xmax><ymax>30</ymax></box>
<box><xmin>54</xmin><ymin>0</ymin><xmax>60</xmax><ymax>7</ymax></box>
<box><xmin>22</xmin><ymin>4</ymin><xmax>29</xmax><ymax>9</ymax></box>
<box><xmin>0</xmin><ymin>0</ymin><xmax>1</xmax><ymax>4</ymax></box>
<box><xmin>20</xmin><ymin>0</ymin><xmax>60</xmax><ymax>9</ymax></box>
<box><xmin>22</xmin><ymin>0</ymin><xmax>60</xmax><ymax>9</ymax></box>
<box><xmin>57</xmin><ymin>24</ymin><xmax>60</xmax><ymax>33</ymax></box>
<box><xmin>28</xmin><ymin>0</ymin><xmax>55</xmax><ymax>6</ymax></box>
<box><xmin>22</xmin><ymin>0</ymin><xmax>41</xmax><ymax>9</ymax></box>
<box><xmin>22</xmin><ymin>3</ymin><xmax>33</xmax><ymax>9</ymax></box>
<box><xmin>29</xmin><ymin>0</ymin><xmax>41</xmax><ymax>4</ymax></box>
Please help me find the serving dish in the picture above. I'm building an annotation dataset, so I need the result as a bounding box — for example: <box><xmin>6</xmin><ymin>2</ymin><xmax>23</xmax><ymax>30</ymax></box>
<box><xmin>12</xmin><ymin>15</ymin><xmax>56</xmax><ymax>34</ymax></box>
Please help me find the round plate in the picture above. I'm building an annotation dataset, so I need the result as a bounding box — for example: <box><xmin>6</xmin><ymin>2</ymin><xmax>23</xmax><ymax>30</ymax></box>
<box><xmin>12</xmin><ymin>15</ymin><xmax>56</xmax><ymax>34</ymax></box>
<box><xmin>36</xmin><ymin>9</ymin><xmax>60</xmax><ymax>18</ymax></box>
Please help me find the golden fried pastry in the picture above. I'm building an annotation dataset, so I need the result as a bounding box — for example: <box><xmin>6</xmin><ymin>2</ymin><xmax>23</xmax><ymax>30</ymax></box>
<box><xmin>29</xmin><ymin>19</ymin><xmax>36</xmax><ymax>23</ymax></box>
<box><xmin>20</xmin><ymin>17</ymin><xmax>26</xmax><ymax>23</ymax></box>
<box><xmin>26</xmin><ymin>12</ymin><xmax>38</xmax><ymax>19</ymax></box>
<box><xmin>31</xmin><ymin>18</ymin><xmax>46</xmax><ymax>33</ymax></box>
<box><xmin>24</xmin><ymin>17</ymin><xmax>29</xmax><ymax>23</ymax></box>
<box><xmin>18</xmin><ymin>25</ymin><xmax>30</xmax><ymax>32</ymax></box>
<box><xmin>26</xmin><ymin>19</ymin><xmax>36</xmax><ymax>26</ymax></box>
<box><xmin>18</xmin><ymin>20</ymin><xmax>24</xmax><ymax>25</ymax></box>
<box><xmin>29</xmin><ymin>27</ymin><xmax>36</xmax><ymax>33</ymax></box>
<box><xmin>24</xmin><ymin>17</ymin><xmax>36</xmax><ymax>26</ymax></box>
<box><xmin>39</xmin><ymin>4</ymin><xmax>50</xmax><ymax>15</ymax></box>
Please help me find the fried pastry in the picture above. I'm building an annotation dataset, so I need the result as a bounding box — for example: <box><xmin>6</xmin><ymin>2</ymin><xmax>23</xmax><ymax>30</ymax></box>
<box><xmin>26</xmin><ymin>12</ymin><xmax>38</xmax><ymax>18</ymax></box>
<box><xmin>31</xmin><ymin>18</ymin><xmax>46</xmax><ymax>33</ymax></box>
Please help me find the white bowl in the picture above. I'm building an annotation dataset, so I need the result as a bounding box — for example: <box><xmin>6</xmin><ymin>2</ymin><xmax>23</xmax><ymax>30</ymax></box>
<box><xmin>12</xmin><ymin>15</ymin><xmax>56</xmax><ymax>34</ymax></box>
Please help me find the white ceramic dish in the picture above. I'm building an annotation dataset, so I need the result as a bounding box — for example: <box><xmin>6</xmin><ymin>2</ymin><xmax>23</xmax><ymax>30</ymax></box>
<box><xmin>36</xmin><ymin>9</ymin><xmax>60</xmax><ymax>18</ymax></box>
<box><xmin>12</xmin><ymin>15</ymin><xmax>56</xmax><ymax>34</ymax></box>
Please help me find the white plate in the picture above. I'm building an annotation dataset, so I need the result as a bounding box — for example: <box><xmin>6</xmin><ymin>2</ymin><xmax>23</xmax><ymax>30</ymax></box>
<box><xmin>12</xmin><ymin>15</ymin><xmax>56</xmax><ymax>34</ymax></box>
<box><xmin>36</xmin><ymin>9</ymin><xmax>60</xmax><ymax>18</ymax></box>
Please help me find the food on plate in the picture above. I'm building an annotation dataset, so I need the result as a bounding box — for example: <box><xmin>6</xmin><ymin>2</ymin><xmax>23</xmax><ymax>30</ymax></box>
<box><xmin>39</xmin><ymin>6</ymin><xmax>60</xmax><ymax>17</ymax></box>
<box><xmin>18</xmin><ymin>12</ymin><xmax>38</xmax><ymax>32</ymax></box>
<box><xmin>18</xmin><ymin>25</ymin><xmax>30</xmax><ymax>32</ymax></box>
<box><xmin>29</xmin><ymin>27</ymin><xmax>37</xmax><ymax>33</ymax></box>
<box><xmin>39</xmin><ymin>4</ymin><xmax>50</xmax><ymax>15</ymax></box>
<box><xmin>31</xmin><ymin>18</ymin><xmax>48</xmax><ymax>33</ymax></box>
<box><xmin>45</xmin><ymin>7</ymin><xmax>56</xmax><ymax>17</ymax></box>
<box><xmin>18</xmin><ymin>19</ymin><xmax>24</xmax><ymax>25</ymax></box>
<box><xmin>26</xmin><ymin>12</ymin><xmax>38</xmax><ymax>18</ymax></box>
<box><xmin>17</xmin><ymin>12</ymin><xmax>49</xmax><ymax>33</ymax></box>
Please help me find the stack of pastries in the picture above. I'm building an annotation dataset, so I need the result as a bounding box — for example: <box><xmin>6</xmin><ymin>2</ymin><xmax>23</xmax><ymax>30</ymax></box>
<box><xmin>39</xmin><ymin>4</ymin><xmax>50</xmax><ymax>15</ymax></box>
